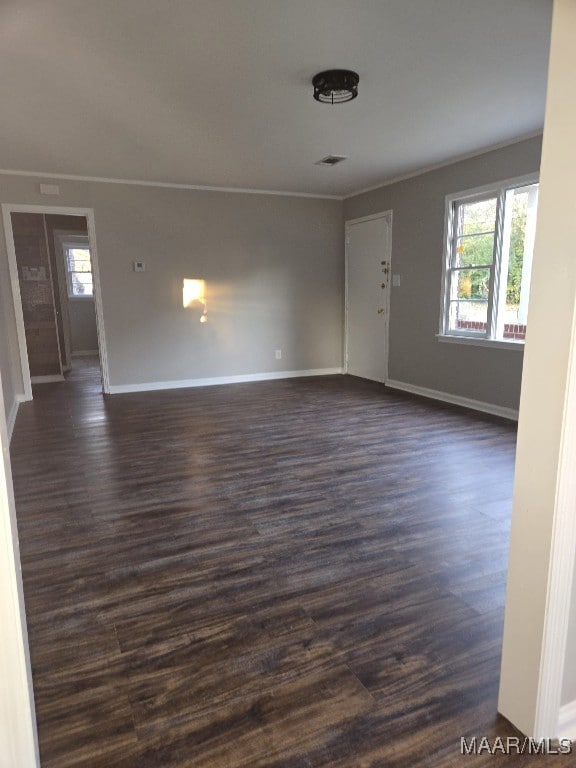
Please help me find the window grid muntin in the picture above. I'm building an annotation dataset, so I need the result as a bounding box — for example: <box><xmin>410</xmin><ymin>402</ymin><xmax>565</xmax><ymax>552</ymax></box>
<box><xmin>487</xmin><ymin>188</ymin><xmax>507</xmax><ymax>339</ymax></box>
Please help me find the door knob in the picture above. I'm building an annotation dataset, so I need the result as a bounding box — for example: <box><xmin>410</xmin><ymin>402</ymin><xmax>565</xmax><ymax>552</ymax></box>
<box><xmin>377</xmin><ymin>308</ymin><xmax>385</xmax><ymax>314</ymax></box>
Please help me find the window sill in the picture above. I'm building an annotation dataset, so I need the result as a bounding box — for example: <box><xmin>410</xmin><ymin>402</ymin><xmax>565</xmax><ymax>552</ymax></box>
<box><xmin>437</xmin><ymin>334</ymin><xmax>525</xmax><ymax>351</ymax></box>
<box><xmin>68</xmin><ymin>295</ymin><xmax>94</xmax><ymax>301</ymax></box>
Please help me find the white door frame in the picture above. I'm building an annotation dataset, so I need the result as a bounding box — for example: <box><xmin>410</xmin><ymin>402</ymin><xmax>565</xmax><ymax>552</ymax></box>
<box><xmin>344</xmin><ymin>210</ymin><xmax>393</xmax><ymax>381</ymax></box>
<box><xmin>2</xmin><ymin>204</ymin><xmax>110</xmax><ymax>398</ymax></box>
<box><xmin>0</xmin><ymin>369</ymin><xmax>40</xmax><ymax>766</ymax></box>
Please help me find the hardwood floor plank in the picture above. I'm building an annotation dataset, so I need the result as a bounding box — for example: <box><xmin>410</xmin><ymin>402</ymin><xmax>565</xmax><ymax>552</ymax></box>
<box><xmin>10</xmin><ymin>361</ymin><xmax>573</xmax><ymax>766</ymax></box>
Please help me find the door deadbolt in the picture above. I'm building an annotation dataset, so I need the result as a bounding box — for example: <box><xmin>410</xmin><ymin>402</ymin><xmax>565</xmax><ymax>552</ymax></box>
<box><xmin>377</xmin><ymin>308</ymin><xmax>385</xmax><ymax>314</ymax></box>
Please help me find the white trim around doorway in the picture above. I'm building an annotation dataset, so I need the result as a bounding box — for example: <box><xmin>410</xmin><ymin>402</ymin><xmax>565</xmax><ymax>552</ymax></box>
<box><xmin>1</xmin><ymin>204</ymin><xmax>111</xmax><ymax>397</ymax></box>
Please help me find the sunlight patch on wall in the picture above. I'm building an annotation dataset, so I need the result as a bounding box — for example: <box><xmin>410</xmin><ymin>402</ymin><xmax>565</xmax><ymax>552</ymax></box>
<box><xmin>183</xmin><ymin>278</ymin><xmax>207</xmax><ymax>322</ymax></box>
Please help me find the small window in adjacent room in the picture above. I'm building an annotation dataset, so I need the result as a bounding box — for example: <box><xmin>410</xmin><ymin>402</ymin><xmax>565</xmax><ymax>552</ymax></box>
<box><xmin>64</xmin><ymin>246</ymin><xmax>93</xmax><ymax>298</ymax></box>
<box><xmin>440</xmin><ymin>176</ymin><xmax>539</xmax><ymax>345</ymax></box>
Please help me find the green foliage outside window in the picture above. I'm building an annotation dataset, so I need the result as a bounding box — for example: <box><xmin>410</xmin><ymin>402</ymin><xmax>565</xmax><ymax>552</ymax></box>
<box><xmin>456</xmin><ymin>194</ymin><xmax>527</xmax><ymax>305</ymax></box>
<box><xmin>507</xmin><ymin>194</ymin><xmax>527</xmax><ymax>305</ymax></box>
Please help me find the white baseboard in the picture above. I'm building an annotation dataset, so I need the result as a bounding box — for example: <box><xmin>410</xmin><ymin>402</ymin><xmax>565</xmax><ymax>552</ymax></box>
<box><xmin>557</xmin><ymin>700</ymin><xmax>576</xmax><ymax>740</ymax></box>
<box><xmin>108</xmin><ymin>367</ymin><xmax>344</xmax><ymax>395</ymax></box>
<box><xmin>385</xmin><ymin>378</ymin><xmax>519</xmax><ymax>421</ymax></box>
<box><xmin>71</xmin><ymin>350</ymin><xmax>99</xmax><ymax>358</ymax></box>
<box><xmin>7</xmin><ymin>396</ymin><xmax>22</xmax><ymax>442</ymax></box>
<box><xmin>30</xmin><ymin>375</ymin><xmax>64</xmax><ymax>384</ymax></box>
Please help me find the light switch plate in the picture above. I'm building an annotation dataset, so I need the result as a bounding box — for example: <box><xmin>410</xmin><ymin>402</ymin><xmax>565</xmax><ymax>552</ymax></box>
<box><xmin>392</xmin><ymin>274</ymin><xmax>401</xmax><ymax>287</ymax></box>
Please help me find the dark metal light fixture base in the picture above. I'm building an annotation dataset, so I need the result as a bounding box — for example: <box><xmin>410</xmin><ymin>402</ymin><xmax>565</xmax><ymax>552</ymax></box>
<box><xmin>312</xmin><ymin>69</ymin><xmax>359</xmax><ymax>104</ymax></box>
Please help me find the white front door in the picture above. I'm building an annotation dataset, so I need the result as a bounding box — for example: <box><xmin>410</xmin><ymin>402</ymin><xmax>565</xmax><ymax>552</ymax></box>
<box><xmin>345</xmin><ymin>212</ymin><xmax>392</xmax><ymax>383</ymax></box>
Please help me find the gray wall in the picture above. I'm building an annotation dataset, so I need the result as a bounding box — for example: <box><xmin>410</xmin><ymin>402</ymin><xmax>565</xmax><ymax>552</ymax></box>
<box><xmin>344</xmin><ymin>136</ymin><xmax>543</xmax><ymax>411</ymax></box>
<box><xmin>0</xmin><ymin>136</ymin><xmax>542</xmax><ymax>415</ymax></box>
<box><xmin>68</xmin><ymin>299</ymin><xmax>98</xmax><ymax>354</ymax></box>
<box><xmin>0</xmin><ymin>176</ymin><xmax>343</xmax><ymax>392</ymax></box>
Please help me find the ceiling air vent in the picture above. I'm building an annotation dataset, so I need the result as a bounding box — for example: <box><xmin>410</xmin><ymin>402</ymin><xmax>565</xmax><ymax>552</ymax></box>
<box><xmin>315</xmin><ymin>155</ymin><xmax>347</xmax><ymax>167</ymax></box>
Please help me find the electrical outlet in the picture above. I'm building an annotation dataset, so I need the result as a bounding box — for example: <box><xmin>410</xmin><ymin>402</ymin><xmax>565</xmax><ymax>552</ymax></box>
<box><xmin>392</xmin><ymin>274</ymin><xmax>401</xmax><ymax>287</ymax></box>
<box><xmin>133</xmin><ymin>261</ymin><xmax>146</xmax><ymax>272</ymax></box>
<box><xmin>275</xmin><ymin>349</ymin><xmax>282</xmax><ymax>360</ymax></box>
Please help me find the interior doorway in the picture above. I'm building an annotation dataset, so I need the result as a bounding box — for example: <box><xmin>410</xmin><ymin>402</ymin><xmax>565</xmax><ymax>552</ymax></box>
<box><xmin>345</xmin><ymin>211</ymin><xmax>392</xmax><ymax>383</ymax></box>
<box><xmin>2</xmin><ymin>205</ymin><xmax>109</xmax><ymax>399</ymax></box>
<box><xmin>52</xmin><ymin>228</ymin><xmax>98</xmax><ymax>373</ymax></box>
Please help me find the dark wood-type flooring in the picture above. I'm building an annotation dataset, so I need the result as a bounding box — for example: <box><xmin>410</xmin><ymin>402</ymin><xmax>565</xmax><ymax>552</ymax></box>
<box><xmin>11</xmin><ymin>361</ymin><xmax>569</xmax><ymax>767</ymax></box>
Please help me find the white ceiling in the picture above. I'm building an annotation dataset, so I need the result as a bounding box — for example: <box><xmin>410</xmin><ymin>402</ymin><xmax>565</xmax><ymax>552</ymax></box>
<box><xmin>0</xmin><ymin>0</ymin><xmax>552</xmax><ymax>198</ymax></box>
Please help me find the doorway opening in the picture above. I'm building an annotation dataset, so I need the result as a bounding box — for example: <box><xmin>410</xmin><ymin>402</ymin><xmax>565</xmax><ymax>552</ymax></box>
<box><xmin>2</xmin><ymin>205</ymin><xmax>109</xmax><ymax>399</ymax></box>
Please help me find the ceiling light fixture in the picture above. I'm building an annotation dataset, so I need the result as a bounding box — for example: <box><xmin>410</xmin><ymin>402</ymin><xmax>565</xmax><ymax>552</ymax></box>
<box><xmin>312</xmin><ymin>69</ymin><xmax>359</xmax><ymax>104</ymax></box>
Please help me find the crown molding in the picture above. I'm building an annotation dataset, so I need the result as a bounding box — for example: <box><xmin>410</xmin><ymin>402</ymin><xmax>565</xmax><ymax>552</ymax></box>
<box><xmin>0</xmin><ymin>169</ymin><xmax>342</xmax><ymax>201</ymax></box>
<box><xmin>343</xmin><ymin>130</ymin><xmax>543</xmax><ymax>200</ymax></box>
<box><xmin>0</xmin><ymin>130</ymin><xmax>543</xmax><ymax>202</ymax></box>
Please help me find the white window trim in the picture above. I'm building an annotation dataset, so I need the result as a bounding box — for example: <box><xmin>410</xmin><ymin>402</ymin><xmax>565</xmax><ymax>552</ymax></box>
<box><xmin>437</xmin><ymin>334</ymin><xmax>525</xmax><ymax>351</ymax></box>
<box><xmin>438</xmin><ymin>172</ymin><xmax>539</xmax><ymax>347</ymax></box>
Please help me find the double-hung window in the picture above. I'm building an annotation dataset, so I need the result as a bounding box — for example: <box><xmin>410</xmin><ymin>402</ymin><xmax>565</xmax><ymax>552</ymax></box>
<box><xmin>440</xmin><ymin>175</ymin><xmax>539</xmax><ymax>345</ymax></box>
<box><xmin>64</xmin><ymin>243</ymin><xmax>93</xmax><ymax>298</ymax></box>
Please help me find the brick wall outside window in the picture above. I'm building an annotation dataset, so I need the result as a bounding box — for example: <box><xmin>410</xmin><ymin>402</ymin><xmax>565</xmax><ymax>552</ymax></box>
<box><xmin>456</xmin><ymin>320</ymin><xmax>526</xmax><ymax>340</ymax></box>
